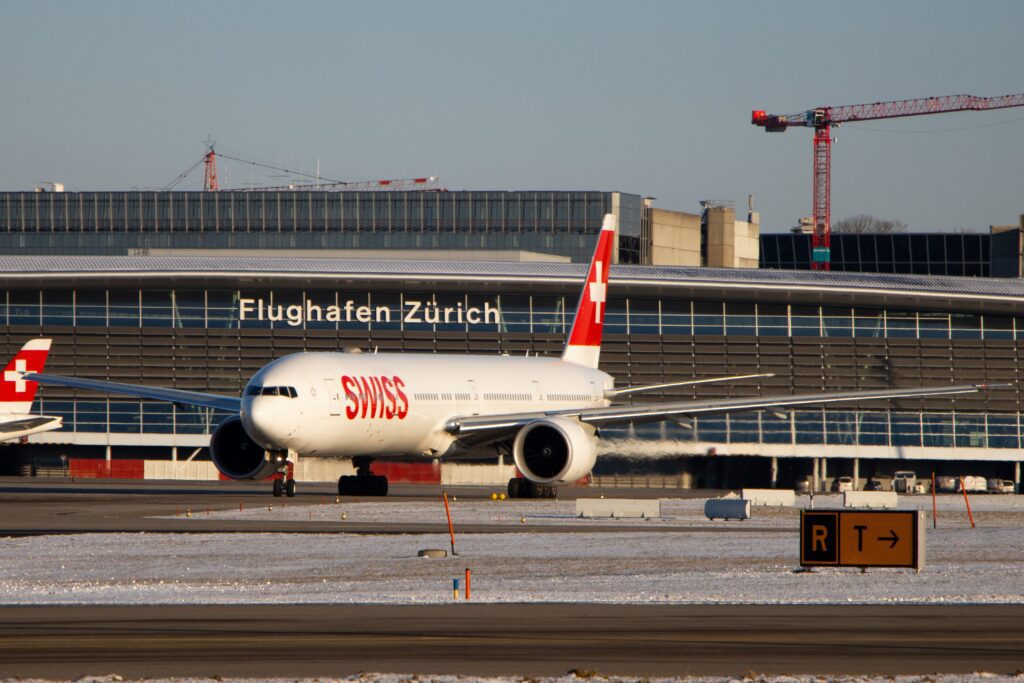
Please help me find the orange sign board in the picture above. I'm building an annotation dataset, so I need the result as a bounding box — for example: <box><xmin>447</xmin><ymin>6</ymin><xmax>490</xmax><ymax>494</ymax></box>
<box><xmin>801</xmin><ymin>510</ymin><xmax>924</xmax><ymax>570</ymax></box>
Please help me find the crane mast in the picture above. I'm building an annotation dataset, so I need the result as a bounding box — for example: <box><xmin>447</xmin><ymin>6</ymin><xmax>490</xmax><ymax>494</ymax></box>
<box><xmin>753</xmin><ymin>92</ymin><xmax>1024</xmax><ymax>270</ymax></box>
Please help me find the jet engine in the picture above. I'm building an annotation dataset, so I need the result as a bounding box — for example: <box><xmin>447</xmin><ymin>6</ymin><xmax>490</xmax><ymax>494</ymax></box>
<box><xmin>209</xmin><ymin>416</ymin><xmax>277</xmax><ymax>480</ymax></box>
<box><xmin>512</xmin><ymin>416</ymin><xmax>597</xmax><ymax>484</ymax></box>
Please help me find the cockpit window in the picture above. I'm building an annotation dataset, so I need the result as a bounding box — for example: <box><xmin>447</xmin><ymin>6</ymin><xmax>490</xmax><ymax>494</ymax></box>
<box><xmin>245</xmin><ymin>385</ymin><xmax>297</xmax><ymax>398</ymax></box>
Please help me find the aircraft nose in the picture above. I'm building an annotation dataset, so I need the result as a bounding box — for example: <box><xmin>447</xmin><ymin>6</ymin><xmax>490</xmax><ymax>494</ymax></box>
<box><xmin>244</xmin><ymin>396</ymin><xmax>294</xmax><ymax>448</ymax></box>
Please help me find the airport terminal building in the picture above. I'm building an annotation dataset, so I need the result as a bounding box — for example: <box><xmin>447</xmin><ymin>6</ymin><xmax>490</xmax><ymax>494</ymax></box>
<box><xmin>3</xmin><ymin>254</ymin><xmax>1023</xmax><ymax>489</ymax></box>
<box><xmin>0</xmin><ymin>188</ymin><xmax>1021</xmax><ymax>489</ymax></box>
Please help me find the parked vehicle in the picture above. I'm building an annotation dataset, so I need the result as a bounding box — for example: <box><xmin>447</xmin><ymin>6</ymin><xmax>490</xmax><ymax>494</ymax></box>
<box><xmin>795</xmin><ymin>477</ymin><xmax>811</xmax><ymax>494</ymax></box>
<box><xmin>987</xmin><ymin>478</ymin><xmax>1015</xmax><ymax>494</ymax></box>
<box><xmin>959</xmin><ymin>475</ymin><xmax>987</xmax><ymax>492</ymax></box>
<box><xmin>831</xmin><ymin>476</ymin><xmax>854</xmax><ymax>492</ymax></box>
<box><xmin>893</xmin><ymin>470</ymin><xmax>918</xmax><ymax>493</ymax></box>
<box><xmin>864</xmin><ymin>479</ymin><xmax>884</xmax><ymax>491</ymax></box>
<box><xmin>936</xmin><ymin>476</ymin><xmax>958</xmax><ymax>493</ymax></box>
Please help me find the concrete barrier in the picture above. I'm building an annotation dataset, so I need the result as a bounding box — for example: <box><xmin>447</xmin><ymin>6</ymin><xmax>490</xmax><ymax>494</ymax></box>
<box><xmin>294</xmin><ymin>458</ymin><xmax>355</xmax><ymax>482</ymax></box>
<box><xmin>843</xmin><ymin>490</ymin><xmax>898</xmax><ymax>509</ymax></box>
<box><xmin>576</xmin><ymin>498</ymin><xmax>661</xmax><ymax>519</ymax></box>
<box><xmin>704</xmin><ymin>498</ymin><xmax>751</xmax><ymax>521</ymax></box>
<box><xmin>441</xmin><ymin>462</ymin><xmax>517</xmax><ymax>486</ymax></box>
<box><xmin>741</xmin><ymin>488</ymin><xmax>796</xmax><ymax>507</ymax></box>
<box><xmin>144</xmin><ymin>460</ymin><xmax>219</xmax><ymax>481</ymax></box>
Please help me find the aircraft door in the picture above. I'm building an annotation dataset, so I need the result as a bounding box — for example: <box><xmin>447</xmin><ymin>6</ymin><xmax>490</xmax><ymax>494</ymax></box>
<box><xmin>323</xmin><ymin>378</ymin><xmax>342</xmax><ymax>416</ymax></box>
<box><xmin>467</xmin><ymin>379</ymin><xmax>479</xmax><ymax>415</ymax></box>
<box><xmin>531</xmin><ymin>380</ymin><xmax>543</xmax><ymax>404</ymax></box>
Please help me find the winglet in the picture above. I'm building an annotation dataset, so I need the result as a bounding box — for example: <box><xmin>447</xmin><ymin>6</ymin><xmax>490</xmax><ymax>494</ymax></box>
<box><xmin>1</xmin><ymin>339</ymin><xmax>52</xmax><ymax>414</ymax></box>
<box><xmin>562</xmin><ymin>214</ymin><xmax>616</xmax><ymax>368</ymax></box>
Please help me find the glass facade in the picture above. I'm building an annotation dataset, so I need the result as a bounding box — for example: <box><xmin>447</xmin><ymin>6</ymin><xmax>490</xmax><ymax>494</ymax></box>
<box><xmin>6</xmin><ymin>284</ymin><xmax>1023</xmax><ymax>453</ymax></box>
<box><xmin>0</xmin><ymin>191</ymin><xmax>627</xmax><ymax>263</ymax></box>
<box><xmin>8</xmin><ymin>288</ymin><xmax>1024</xmax><ymax>338</ymax></box>
<box><xmin>760</xmin><ymin>232</ymin><xmax>992</xmax><ymax>276</ymax></box>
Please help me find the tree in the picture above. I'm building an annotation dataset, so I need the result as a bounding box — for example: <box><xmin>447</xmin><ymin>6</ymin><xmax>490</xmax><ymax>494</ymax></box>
<box><xmin>831</xmin><ymin>214</ymin><xmax>907</xmax><ymax>234</ymax></box>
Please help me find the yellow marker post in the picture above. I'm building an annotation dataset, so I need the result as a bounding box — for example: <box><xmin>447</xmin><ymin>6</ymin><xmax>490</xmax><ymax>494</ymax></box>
<box><xmin>452</xmin><ymin>578</ymin><xmax>460</xmax><ymax>600</ymax></box>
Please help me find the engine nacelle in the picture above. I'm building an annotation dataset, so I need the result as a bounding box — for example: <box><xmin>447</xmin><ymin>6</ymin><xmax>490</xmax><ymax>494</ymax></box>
<box><xmin>209</xmin><ymin>416</ymin><xmax>277</xmax><ymax>480</ymax></box>
<box><xmin>512</xmin><ymin>416</ymin><xmax>597</xmax><ymax>484</ymax></box>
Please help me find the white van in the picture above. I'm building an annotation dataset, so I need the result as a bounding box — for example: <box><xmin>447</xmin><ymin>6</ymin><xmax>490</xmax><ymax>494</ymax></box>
<box><xmin>893</xmin><ymin>471</ymin><xmax>917</xmax><ymax>493</ymax></box>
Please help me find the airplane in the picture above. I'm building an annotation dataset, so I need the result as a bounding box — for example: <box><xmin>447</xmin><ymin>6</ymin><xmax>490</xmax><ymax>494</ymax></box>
<box><xmin>0</xmin><ymin>339</ymin><xmax>62</xmax><ymax>443</ymax></box>
<box><xmin>16</xmin><ymin>215</ymin><xmax>1001</xmax><ymax>498</ymax></box>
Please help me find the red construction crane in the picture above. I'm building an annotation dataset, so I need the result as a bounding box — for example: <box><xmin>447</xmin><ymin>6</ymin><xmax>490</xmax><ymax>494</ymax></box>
<box><xmin>202</xmin><ymin>137</ymin><xmax>219</xmax><ymax>192</ymax></box>
<box><xmin>752</xmin><ymin>92</ymin><xmax>1024</xmax><ymax>270</ymax></box>
<box><xmin>164</xmin><ymin>142</ymin><xmax>441</xmax><ymax>193</ymax></box>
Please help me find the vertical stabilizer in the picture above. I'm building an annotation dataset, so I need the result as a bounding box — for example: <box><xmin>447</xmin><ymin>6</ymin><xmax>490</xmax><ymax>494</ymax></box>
<box><xmin>561</xmin><ymin>214</ymin><xmax>616</xmax><ymax>368</ymax></box>
<box><xmin>0</xmin><ymin>339</ymin><xmax>51</xmax><ymax>414</ymax></box>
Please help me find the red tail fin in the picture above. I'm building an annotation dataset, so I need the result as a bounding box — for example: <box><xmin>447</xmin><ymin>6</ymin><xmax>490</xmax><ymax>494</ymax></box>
<box><xmin>1</xmin><ymin>339</ymin><xmax>51</xmax><ymax>413</ymax></box>
<box><xmin>562</xmin><ymin>215</ymin><xmax>616</xmax><ymax>368</ymax></box>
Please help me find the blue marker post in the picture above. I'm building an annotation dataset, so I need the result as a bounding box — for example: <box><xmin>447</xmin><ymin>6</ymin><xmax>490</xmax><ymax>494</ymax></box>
<box><xmin>452</xmin><ymin>578</ymin><xmax>460</xmax><ymax>600</ymax></box>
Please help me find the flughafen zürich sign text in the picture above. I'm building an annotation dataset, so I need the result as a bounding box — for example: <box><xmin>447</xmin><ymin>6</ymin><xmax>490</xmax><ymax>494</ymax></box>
<box><xmin>238</xmin><ymin>297</ymin><xmax>501</xmax><ymax>328</ymax></box>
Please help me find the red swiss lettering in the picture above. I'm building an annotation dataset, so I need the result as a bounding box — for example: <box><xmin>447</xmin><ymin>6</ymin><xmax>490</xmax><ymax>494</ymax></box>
<box><xmin>341</xmin><ymin>376</ymin><xmax>358</xmax><ymax>419</ymax></box>
<box><xmin>393</xmin><ymin>376</ymin><xmax>409</xmax><ymax>419</ymax></box>
<box><xmin>358</xmin><ymin>377</ymin><xmax>375</xmax><ymax>418</ymax></box>
<box><xmin>340</xmin><ymin>374</ymin><xmax>409</xmax><ymax>421</ymax></box>
<box><xmin>381</xmin><ymin>376</ymin><xmax>396</xmax><ymax>419</ymax></box>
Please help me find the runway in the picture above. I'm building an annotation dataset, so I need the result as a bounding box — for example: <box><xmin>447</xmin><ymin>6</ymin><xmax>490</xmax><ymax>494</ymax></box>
<box><xmin>0</xmin><ymin>604</ymin><xmax>1020</xmax><ymax>679</ymax></box>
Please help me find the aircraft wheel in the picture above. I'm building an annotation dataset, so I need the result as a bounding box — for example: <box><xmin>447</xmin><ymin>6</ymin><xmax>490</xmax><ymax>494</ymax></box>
<box><xmin>338</xmin><ymin>475</ymin><xmax>354</xmax><ymax>496</ymax></box>
<box><xmin>285</xmin><ymin>479</ymin><xmax>297</xmax><ymax>497</ymax></box>
<box><xmin>273</xmin><ymin>479</ymin><xmax>284</xmax><ymax>497</ymax></box>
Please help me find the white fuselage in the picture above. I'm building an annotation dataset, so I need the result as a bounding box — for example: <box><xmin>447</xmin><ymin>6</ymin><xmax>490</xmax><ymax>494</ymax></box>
<box><xmin>240</xmin><ymin>352</ymin><xmax>613</xmax><ymax>459</ymax></box>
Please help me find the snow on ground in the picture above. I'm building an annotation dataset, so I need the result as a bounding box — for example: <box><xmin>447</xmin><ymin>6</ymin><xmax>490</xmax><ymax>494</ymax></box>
<box><xmin>180</xmin><ymin>491</ymin><xmax>1024</xmax><ymax>529</ymax></box>
<box><xmin>0</xmin><ymin>493</ymin><xmax>1021</xmax><ymax>606</ymax></box>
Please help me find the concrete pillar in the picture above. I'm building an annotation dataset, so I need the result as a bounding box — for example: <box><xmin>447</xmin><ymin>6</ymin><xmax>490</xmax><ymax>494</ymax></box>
<box><xmin>172</xmin><ymin>446</ymin><xmax>178</xmax><ymax>462</ymax></box>
<box><xmin>1015</xmin><ymin>461</ymin><xmax>1021</xmax><ymax>493</ymax></box>
<box><xmin>812</xmin><ymin>458</ymin><xmax>819</xmax><ymax>492</ymax></box>
<box><xmin>820</xmin><ymin>457</ymin><xmax>828</xmax><ymax>492</ymax></box>
<box><xmin>770</xmin><ymin>457</ymin><xmax>779</xmax><ymax>488</ymax></box>
<box><xmin>853</xmin><ymin>458</ymin><xmax>860</xmax><ymax>490</ymax></box>
<box><xmin>105</xmin><ymin>445</ymin><xmax>111</xmax><ymax>463</ymax></box>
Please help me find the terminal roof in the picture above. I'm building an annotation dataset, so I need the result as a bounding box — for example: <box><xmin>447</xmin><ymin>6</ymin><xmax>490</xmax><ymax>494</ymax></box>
<box><xmin>2</xmin><ymin>256</ymin><xmax>1023</xmax><ymax>314</ymax></box>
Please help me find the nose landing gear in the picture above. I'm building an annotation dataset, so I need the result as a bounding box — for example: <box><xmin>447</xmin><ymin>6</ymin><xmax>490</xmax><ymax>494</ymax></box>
<box><xmin>338</xmin><ymin>457</ymin><xmax>389</xmax><ymax>497</ymax></box>
<box><xmin>270</xmin><ymin>451</ymin><xmax>296</xmax><ymax>498</ymax></box>
<box><xmin>272</xmin><ymin>478</ymin><xmax>297</xmax><ymax>498</ymax></box>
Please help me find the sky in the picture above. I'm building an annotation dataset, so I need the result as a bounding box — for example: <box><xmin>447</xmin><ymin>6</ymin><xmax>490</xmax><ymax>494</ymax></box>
<box><xmin>1</xmin><ymin>1</ymin><xmax>1021</xmax><ymax>233</ymax></box>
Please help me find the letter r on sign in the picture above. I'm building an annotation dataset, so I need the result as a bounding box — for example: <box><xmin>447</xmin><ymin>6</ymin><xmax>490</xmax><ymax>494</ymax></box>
<box><xmin>812</xmin><ymin>525</ymin><xmax>829</xmax><ymax>552</ymax></box>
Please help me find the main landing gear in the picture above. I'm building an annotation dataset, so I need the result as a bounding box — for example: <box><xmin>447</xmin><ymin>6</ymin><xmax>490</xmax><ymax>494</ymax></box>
<box><xmin>338</xmin><ymin>457</ymin><xmax>389</xmax><ymax>497</ymax></box>
<box><xmin>507</xmin><ymin>478</ymin><xmax>557</xmax><ymax>499</ymax></box>
<box><xmin>270</xmin><ymin>451</ymin><xmax>297</xmax><ymax>498</ymax></box>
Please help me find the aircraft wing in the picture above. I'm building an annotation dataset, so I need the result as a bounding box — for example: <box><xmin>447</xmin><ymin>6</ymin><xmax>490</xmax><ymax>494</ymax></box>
<box><xmin>23</xmin><ymin>373</ymin><xmax>241</xmax><ymax>413</ymax></box>
<box><xmin>0</xmin><ymin>415</ymin><xmax>62</xmax><ymax>441</ymax></box>
<box><xmin>445</xmin><ymin>382</ymin><xmax>1003</xmax><ymax>440</ymax></box>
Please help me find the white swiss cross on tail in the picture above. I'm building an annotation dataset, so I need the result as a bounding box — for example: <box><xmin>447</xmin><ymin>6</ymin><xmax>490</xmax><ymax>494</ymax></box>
<box><xmin>562</xmin><ymin>214</ymin><xmax>616</xmax><ymax>369</ymax></box>
<box><xmin>0</xmin><ymin>338</ymin><xmax>51</xmax><ymax>414</ymax></box>
<box><xmin>589</xmin><ymin>261</ymin><xmax>607</xmax><ymax>324</ymax></box>
<box><xmin>4</xmin><ymin>360</ymin><xmax>27</xmax><ymax>393</ymax></box>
